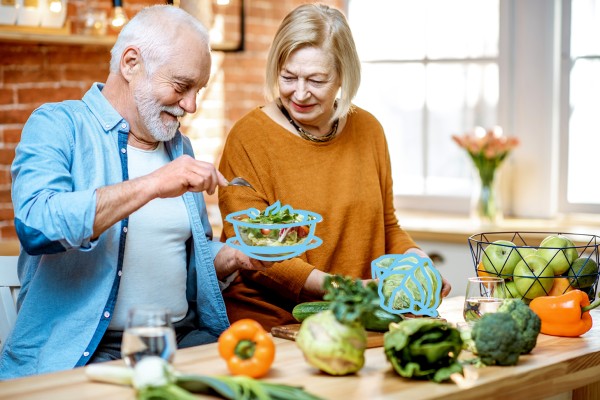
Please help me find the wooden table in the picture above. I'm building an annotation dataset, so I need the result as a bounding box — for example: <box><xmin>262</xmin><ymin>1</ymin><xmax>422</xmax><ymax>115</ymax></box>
<box><xmin>2</xmin><ymin>296</ymin><xmax>600</xmax><ymax>400</ymax></box>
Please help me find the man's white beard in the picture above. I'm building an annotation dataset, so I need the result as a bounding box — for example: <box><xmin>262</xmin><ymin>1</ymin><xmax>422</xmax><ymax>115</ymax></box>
<box><xmin>134</xmin><ymin>79</ymin><xmax>186</xmax><ymax>142</ymax></box>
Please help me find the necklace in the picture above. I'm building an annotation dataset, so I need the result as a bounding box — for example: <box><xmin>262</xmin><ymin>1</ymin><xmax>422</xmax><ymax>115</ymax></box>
<box><xmin>128</xmin><ymin>130</ymin><xmax>159</xmax><ymax>150</ymax></box>
<box><xmin>277</xmin><ymin>100</ymin><xmax>339</xmax><ymax>143</ymax></box>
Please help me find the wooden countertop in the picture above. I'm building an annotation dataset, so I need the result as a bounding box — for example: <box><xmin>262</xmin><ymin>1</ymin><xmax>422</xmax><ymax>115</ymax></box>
<box><xmin>2</xmin><ymin>296</ymin><xmax>600</xmax><ymax>400</ymax></box>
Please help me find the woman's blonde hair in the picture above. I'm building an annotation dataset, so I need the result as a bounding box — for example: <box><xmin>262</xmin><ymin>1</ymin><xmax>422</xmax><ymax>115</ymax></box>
<box><xmin>265</xmin><ymin>4</ymin><xmax>361</xmax><ymax>122</ymax></box>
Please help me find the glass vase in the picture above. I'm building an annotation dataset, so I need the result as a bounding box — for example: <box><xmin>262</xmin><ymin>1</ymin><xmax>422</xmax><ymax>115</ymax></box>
<box><xmin>470</xmin><ymin>167</ymin><xmax>503</xmax><ymax>226</ymax></box>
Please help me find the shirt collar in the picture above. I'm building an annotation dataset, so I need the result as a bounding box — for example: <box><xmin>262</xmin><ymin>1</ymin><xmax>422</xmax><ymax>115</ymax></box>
<box><xmin>82</xmin><ymin>82</ymin><xmax>129</xmax><ymax>133</ymax></box>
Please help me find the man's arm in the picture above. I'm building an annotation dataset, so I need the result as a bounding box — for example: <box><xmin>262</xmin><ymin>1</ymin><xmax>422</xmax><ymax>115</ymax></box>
<box><xmin>93</xmin><ymin>155</ymin><xmax>226</xmax><ymax>238</ymax></box>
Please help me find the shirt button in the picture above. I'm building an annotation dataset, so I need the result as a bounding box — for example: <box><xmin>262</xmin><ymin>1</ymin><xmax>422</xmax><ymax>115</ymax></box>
<box><xmin>123</xmin><ymin>227</ymin><xmax>128</xmax><ymax>233</ymax></box>
<box><xmin>105</xmin><ymin>124</ymin><xmax>110</xmax><ymax>129</ymax></box>
<box><xmin>83</xmin><ymin>351</ymin><xmax>90</xmax><ymax>357</ymax></box>
<box><xmin>121</xmin><ymin>123</ymin><xmax>127</xmax><ymax>129</ymax></box>
<box><xmin>121</xmin><ymin>148</ymin><xmax>126</xmax><ymax>154</ymax></box>
<box><xmin>104</xmin><ymin>311</ymin><xmax>110</xmax><ymax>319</ymax></box>
<box><xmin>118</xmin><ymin>270</ymin><xmax>123</xmax><ymax>277</ymax></box>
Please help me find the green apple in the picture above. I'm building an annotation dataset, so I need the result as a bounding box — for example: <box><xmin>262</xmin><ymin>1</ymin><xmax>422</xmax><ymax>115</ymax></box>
<box><xmin>482</xmin><ymin>240</ymin><xmax>521</xmax><ymax>276</ymax></box>
<box><xmin>567</xmin><ymin>257</ymin><xmax>599</xmax><ymax>289</ymax></box>
<box><xmin>516</xmin><ymin>247</ymin><xmax>536</xmax><ymax>260</ymax></box>
<box><xmin>514</xmin><ymin>255</ymin><xmax>555</xmax><ymax>299</ymax></box>
<box><xmin>497</xmin><ymin>280</ymin><xmax>519</xmax><ymax>299</ymax></box>
<box><xmin>536</xmin><ymin>234</ymin><xmax>578</xmax><ymax>275</ymax></box>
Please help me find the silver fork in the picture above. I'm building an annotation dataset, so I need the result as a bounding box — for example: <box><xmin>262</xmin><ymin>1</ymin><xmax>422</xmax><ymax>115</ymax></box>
<box><xmin>227</xmin><ymin>176</ymin><xmax>257</xmax><ymax>191</ymax></box>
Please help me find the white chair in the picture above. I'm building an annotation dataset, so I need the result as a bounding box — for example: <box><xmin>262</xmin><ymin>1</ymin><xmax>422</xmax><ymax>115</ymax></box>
<box><xmin>0</xmin><ymin>256</ymin><xmax>19</xmax><ymax>351</ymax></box>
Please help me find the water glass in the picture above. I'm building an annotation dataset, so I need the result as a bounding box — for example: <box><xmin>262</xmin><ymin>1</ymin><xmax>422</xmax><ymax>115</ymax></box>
<box><xmin>463</xmin><ymin>276</ymin><xmax>506</xmax><ymax>324</ymax></box>
<box><xmin>121</xmin><ymin>306</ymin><xmax>177</xmax><ymax>367</ymax></box>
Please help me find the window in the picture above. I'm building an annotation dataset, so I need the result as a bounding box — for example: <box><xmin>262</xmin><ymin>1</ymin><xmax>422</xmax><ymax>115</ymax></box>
<box><xmin>348</xmin><ymin>0</ymin><xmax>500</xmax><ymax>213</ymax></box>
<box><xmin>349</xmin><ymin>0</ymin><xmax>600</xmax><ymax>218</ymax></box>
<box><xmin>559</xmin><ymin>0</ymin><xmax>600</xmax><ymax>212</ymax></box>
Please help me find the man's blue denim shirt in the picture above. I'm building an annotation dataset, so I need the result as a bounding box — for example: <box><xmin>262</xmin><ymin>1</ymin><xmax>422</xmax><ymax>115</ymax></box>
<box><xmin>0</xmin><ymin>83</ymin><xmax>228</xmax><ymax>379</ymax></box>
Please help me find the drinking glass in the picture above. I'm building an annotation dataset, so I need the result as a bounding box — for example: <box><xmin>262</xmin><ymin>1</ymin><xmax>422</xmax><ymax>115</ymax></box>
<box><xmin>121</xmin><ymin>306</ymin><xmax>177</xmax><ymax>367</ymax></box>
<box><xmin>463</xmin><ymin>276</ymin><xmax>506</xmax><ymax>324</ymax></box>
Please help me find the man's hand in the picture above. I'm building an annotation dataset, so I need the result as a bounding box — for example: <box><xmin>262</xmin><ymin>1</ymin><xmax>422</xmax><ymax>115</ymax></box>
<box><xmin>94</xmin><ymin>156</ymin><xmax>228</xmax><ymax>238</ymax></box>
<box><xmin>146</xmin><ymin>155</ymin><xmax>228</xmax><ymax>197</ymax></box>
<box><xmin>214</xmin><ymin>245</ymin><xmax>271</xmax><ymax>281</ymax></box>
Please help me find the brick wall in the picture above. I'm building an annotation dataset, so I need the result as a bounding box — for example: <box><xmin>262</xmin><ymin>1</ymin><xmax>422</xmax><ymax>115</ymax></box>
<box><xmin>0</xmin><ymin>0</ymin><xmax>343</xmax><ymax>240</ymax></box>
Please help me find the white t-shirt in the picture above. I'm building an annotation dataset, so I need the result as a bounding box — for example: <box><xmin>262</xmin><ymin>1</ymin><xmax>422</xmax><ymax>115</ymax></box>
<box><xmin>109</xmin><ymin>142</ymin><xmax>191</xmax><ymax>329</ymax></box>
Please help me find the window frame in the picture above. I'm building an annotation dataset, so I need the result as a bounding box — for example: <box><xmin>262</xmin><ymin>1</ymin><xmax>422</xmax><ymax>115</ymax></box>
<box><xmin>557</xmin><ymin>0</ymin><xmax>600</xmax><ymax>215</ymax></box>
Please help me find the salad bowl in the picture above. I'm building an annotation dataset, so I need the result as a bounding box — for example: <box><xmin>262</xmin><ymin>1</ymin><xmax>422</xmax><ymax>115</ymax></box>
<box><xmin>225</xmin><ymin>201</ymin><xmax>322</xmax><ymax>261</ymax></box>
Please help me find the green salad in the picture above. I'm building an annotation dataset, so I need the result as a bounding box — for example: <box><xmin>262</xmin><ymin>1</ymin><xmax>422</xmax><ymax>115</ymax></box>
<box><xmin>239</xmin><ymin>207</ymin><xmax>313</xmax><ymax>247</ymax></box>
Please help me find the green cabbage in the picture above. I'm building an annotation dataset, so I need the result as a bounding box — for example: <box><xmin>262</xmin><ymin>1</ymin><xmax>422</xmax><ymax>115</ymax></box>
<box><xmin>377</xmin><ymin>256</ymin><xmax>442</xmax><ymax>316</ymax></box>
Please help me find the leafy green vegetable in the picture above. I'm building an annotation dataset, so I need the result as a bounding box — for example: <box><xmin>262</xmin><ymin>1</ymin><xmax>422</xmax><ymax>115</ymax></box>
<box><xmin>177</xmin><ymin>375</ymin><xmax>323</xmax><ymax>400</ymax></box>
<box><xmin>239</xmin><ymin>205</ymin><xmax>314</xmax><ymax>247</ymax></box>
<box><xmin>470</xmin><ymin>312</ymin><xmax>522</xmax><ymax>366</ymax></box>
<box><xmin>383</xmin><ymin>318</ymin><xmax>463</xmax><ymax>383</ymax></box>
<box><xmin>244</xmin><ymin>206</ymin><xmax>310</xmax><ymax>224</ymax></box>
<box><xmin>323</xmin><ymin>275</ymin><xmax>381</xmax><ymax>326</ymax></box>
<box><xmin>85</xmin><ymin>357</ymin><xmax>323</xmax><ymax>400</ymax></box>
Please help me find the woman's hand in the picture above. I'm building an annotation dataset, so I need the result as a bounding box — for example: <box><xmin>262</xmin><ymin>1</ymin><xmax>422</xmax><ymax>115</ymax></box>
<box><xmin>440</xmin><ymin>276</ymin><xmax>452</xmax><ymax>297</ymax></box>
<box><xmin>404</xmin><ymin>247</ymin><xmax>452</xmax><ymax>297</ymax></box>
<box><xmin>301</xmin><ymin>249</ymin><xmax>453</xmax><ymax>299</ymax></box>
<box><xmin>214</xmin><ymin>245</ymin><xmax>272</xmax><ymax>281</ymax></box>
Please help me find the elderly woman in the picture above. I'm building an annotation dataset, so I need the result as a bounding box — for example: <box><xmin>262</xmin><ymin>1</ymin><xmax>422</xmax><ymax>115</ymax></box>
<box><xmin>219</xmin><ymin>3</ymin><xmax>451</xmax><ymax>330</ymax></box>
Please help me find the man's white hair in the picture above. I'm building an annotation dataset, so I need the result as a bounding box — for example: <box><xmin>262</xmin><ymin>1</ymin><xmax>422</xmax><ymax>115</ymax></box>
<box><xmin>109</xmin><ymin>5</ymin><xmax>210</xmax><ymax>76</ymax></box>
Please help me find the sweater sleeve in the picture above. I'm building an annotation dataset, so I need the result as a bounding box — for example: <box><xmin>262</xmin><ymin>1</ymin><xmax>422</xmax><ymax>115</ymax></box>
<box><xmin>376</xmin><ymin>120</ymin><xmax>419</xmax><ymax>254</ymax></box>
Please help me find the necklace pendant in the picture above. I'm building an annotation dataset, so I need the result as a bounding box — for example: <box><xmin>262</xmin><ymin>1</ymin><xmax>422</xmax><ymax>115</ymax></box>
<box><xmin>277</xmin><ymin>100</ymin><xmax>339</xmax><ymax>143</ymax></box>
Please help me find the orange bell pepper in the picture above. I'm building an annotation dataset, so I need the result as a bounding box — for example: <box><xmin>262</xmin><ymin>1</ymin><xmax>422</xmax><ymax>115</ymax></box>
<box><xmin>217</xmin><ymin>319</ymin><xmax>275</xmax><ymax>378</ymax></box>
<box><xmin>529</xmin><ymin>290</ymin><xmax>600</xmax><ymax>337</ymax></box>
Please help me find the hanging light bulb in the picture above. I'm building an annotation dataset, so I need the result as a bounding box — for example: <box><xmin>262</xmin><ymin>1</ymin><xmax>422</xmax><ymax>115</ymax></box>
<box><xmin>48</xmin><ymin>0</ymin><xmax>63</xmax><ymax>13</ymax></box>
<box><xmin>110</xmin><ymin>0</ymin><xmax>129</xmax><ymax>32</ymax></box>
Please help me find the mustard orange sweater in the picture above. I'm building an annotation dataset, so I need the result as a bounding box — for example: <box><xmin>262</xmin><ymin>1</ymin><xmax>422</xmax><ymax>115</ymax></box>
<box><xmin>218</xmin><ymin>106</ymin><xmax>418</xmax><ymax>329</ymax></box>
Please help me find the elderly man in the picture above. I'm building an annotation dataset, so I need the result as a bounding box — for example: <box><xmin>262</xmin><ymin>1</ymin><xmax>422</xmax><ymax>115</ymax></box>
<box><xmin>0</xmin><ymin>5</ymin><xmax>261</xmax><ymax>379</ymax></box>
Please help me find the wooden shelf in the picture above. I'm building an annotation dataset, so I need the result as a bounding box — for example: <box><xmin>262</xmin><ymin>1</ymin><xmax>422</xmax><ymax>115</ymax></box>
<box><xmin>0</xmin><ymin>23</ymin><xmax>116</xmax><ymax>47</ymax></box>
<box><xmin>0</xmin><ymin>21</ymin><xmax>242</xmax><ymax>50</ymax></box>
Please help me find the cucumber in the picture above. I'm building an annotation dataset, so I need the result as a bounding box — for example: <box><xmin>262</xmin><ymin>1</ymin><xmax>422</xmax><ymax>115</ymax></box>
<box><xmin>366</xmin><ymin>308</ymin><xmax>403</xmax><ymax>332</ymax></box>
<box><xmin>292</xmin><ymin>301</ymin><xmax>330</xmax><ymax>322</ymax></box>
<box><xmin>292</xmin><ymin>301</ymin><xmax>403</xmax><ymax>332</ymax></box>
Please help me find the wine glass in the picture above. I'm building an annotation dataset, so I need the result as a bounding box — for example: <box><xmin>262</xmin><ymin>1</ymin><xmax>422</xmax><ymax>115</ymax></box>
<box><xmin>121</xmin><ymin>306</ymin><xmax>177</xmax><ymax>367</ymax></box>
<box><xmin>463</xmin><ymin>276</ymin><xmax>506</xmax><ymax>324</ymax></box>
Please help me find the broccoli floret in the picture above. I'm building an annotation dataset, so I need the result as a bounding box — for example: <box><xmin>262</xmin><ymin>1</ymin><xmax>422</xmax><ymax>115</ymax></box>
<box><xmin>497</xmin><ymin>298</ymin><xmax>541</xmax><ymax>354</ymax></box>
<box><xmin>471</xmin><ymin>312</ymin><xmax>522</xmax><ymax>366</ymax></box>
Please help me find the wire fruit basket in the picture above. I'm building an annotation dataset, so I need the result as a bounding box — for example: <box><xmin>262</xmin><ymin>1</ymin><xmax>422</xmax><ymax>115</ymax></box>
<box><xmin>468</xmin><ymin>232</ymin><xmax>600</xmax><ymax>302</ymax></box>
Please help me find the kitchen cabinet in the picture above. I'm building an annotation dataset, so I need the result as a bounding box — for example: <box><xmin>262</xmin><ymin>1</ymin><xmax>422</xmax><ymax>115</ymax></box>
<box><xmin>418</xmin><ymin>240</ymin><xmax>473</xmax><ymax>296</ymax></box>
